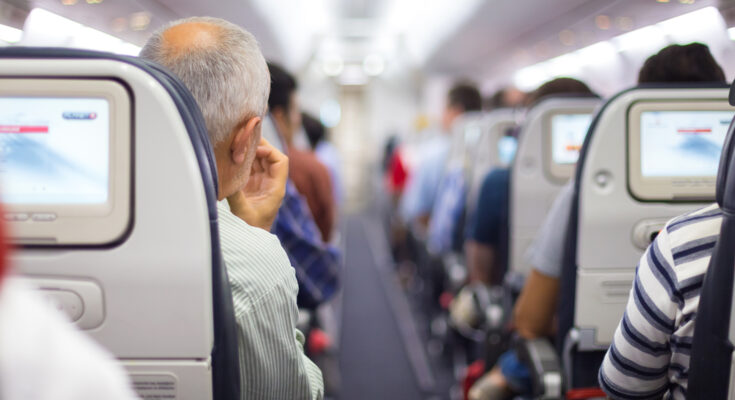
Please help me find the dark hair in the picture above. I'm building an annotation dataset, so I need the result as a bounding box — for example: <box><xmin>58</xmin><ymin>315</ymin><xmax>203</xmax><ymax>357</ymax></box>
<box><xmin>302</xmin><ymin>112</ymin><xmax>325</xmax><ymax>150</ymax></box>
<box><xmin>526</xmin><ymin>77</ymin><xmax>595</xmax><ymax>106</ymax></box>
<box><xmin>485</xmin><ymin>89</ymin><xmax>508</xmax><ymax>110</ymax></box>
<box><xmin>267</xmin><ymin>62</ymin><xmax>298</xmax><ymax>113</ymax></box>
<box><xmin>638</xmin><ymin>43</ymin><xmax>726</xmax><ymax>84</ymax></box>
<box><xmin>448</xmin><ymin>82</ymin><xmax>482</xmax><ymax>112</ymax></box>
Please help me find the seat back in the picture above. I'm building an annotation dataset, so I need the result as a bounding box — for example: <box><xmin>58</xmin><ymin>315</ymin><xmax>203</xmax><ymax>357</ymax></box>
<box><xmin>427</xmin><ymin>112</ymin><xmax>485</xmax><ymax>255</ymax></box>
<box><xmin>0</xmin><ymin>48</ymin><xmax>240</xmax><ymax>400</ymax></box>
<box><xmin>688</xmin><ymin>84</ymin><xmax>735</xmax><ymax>400</ymax></box>
<box><xmin>508</xmin><ymin>97</ymin><xmax>600</xmax><ymax>279</ymax></box>
<box><xmin>558</xmin><ymin>84</ymin><xmax>731</xmax><ymax>389</ymax></box>
<box><xmin>466</xmin><ymin>109</ymin><xmax>519</xmax><ymax>219</ymax></box>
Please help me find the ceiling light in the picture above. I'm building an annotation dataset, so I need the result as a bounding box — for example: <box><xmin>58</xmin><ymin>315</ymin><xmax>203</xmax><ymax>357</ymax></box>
<box><xmin>129</xmin><ymin>11</ymin><xmax>150</xmax><ymax>31</ymax></box>
<box><xmin>616</xmin><ymin>16</ymin><xmax>634</xmax><ymax>31</ymax></box>
<box><xmin>61</xmin><ymin>0</ymin><xmax>77</xmax><ymax>5</ymax></box>
<box><xmin>657</xmin><ymin>0</ymin><xmax>670</xmax><ymax>2</ymax></box>
<box><xmin>362</xmin><ymin>54</ymin><xmax>385</xmax><ymax>76</ymax></box>
<box><xmin>111</xmin><ymin>17</ymin><xmax>126</xmax><ymax>32</ymax></box>
<box><xmin>595</xmin><ymin>15</ymin><xmax>611</xmax><ymax>30</ymax></box>
<box><xmin>559</xmin><ymin>29</ymin><xmax>575</xmax><ymax>46</ymax></box>
<box><xmin>85</xmin><ymin>0</ymin><xmax>103</xmax><ymax>4</ymax></box>
<box><xmin>0</xmin><ymin>24</ymin><xmax>22</xmax><ymax>43</ymax></box>
<box><xmin>322</xmin><ymin>55</ymin><xmax>344</xmax><ymax>77</ymax></box>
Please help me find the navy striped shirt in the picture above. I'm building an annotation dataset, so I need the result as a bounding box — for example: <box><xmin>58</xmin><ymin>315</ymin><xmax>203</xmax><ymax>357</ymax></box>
<box><xmin>599</xmin><ymin>203</ymin><xmax>723</xmax><ymax>400</ymax></box>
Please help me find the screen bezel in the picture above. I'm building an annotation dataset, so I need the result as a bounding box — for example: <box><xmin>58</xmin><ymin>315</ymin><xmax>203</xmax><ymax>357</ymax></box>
<box><xmin>542</xmin><ymin>109</ymin><xmax>594</xmax><ymax>183</ymax></box>
<box><xmin>627</xmin><ymin>100</ymin><xmax>733</xmax><ymax>202</ymax></box>
<box><xmin>0</xmin><ymin>78</ymin><xmax>132</xmax><ymax>245</ymax></box>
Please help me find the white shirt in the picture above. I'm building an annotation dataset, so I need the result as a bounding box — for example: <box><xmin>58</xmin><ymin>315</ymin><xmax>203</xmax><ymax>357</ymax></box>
<box><xmin>0</xmin><ymin>278</ymin><xmax>138</xmax><ymax>400</ymax></box>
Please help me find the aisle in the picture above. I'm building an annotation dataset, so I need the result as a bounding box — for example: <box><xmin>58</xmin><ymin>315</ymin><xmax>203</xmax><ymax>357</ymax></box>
<box><xmin>338</xmin><ymin>212</ymin><xmax>433</xmax><ymax>400</ymax></box>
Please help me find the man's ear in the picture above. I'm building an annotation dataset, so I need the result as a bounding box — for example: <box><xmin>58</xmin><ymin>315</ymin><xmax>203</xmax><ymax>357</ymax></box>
<box><xmin>231</xmin><ymin>116</ymin><xmax>262</xmax><ymax>165</ymax></box>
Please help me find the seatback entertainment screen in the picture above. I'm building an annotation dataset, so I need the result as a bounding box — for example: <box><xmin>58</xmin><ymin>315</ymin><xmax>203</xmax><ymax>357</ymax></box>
<box><xmin>550</xmin><ymin>113</ymin><xmax>593</xmax><ymax>165</ymax></box>
<box><xmin>0</xmin><ymin>97</ymin><xmax>110</xmax><ymax>205</ymax></box>
<box><xmin>640</xmin><ymin>110</ymin><xmax>731</xmax><ymax>178</ymax></box>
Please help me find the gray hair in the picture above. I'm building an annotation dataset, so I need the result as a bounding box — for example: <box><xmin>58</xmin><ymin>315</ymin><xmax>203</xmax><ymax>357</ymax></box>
<box><xmin>140</xmin><ymin>17</ymin><xmax>270</xmax><ymax>145</ymax></box>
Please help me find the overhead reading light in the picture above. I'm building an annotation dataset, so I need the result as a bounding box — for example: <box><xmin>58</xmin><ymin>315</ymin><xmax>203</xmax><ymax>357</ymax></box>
<box><xmin>0</xmin><ymin>24</ymin><xmax>22</xmax><ymax>43</ymax></box>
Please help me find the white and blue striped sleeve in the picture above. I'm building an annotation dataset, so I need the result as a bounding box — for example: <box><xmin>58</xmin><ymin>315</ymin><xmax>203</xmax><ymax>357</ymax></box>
<box><xmin>599</xmin><ymin>227</ymin><xmax>679</xmax><ymax>400</ymax></box>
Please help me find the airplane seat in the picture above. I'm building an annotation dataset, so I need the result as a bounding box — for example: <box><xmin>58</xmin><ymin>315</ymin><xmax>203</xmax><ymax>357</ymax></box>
<box><xmin>465</xmin><ymin>109</ymin><xmax>519</xmax><ymax>223</ymax></box>
<box><xmin>427</xmin><ymin>111</ymin><xmax>485</xmax><ymax>259</ymax></box>
<box><xmin>0</xmin><ymin>47</ymin><xmax>240</xmax><ymax>400</ymax></box>
<box><xmin>687</xmin><ymin>82</ymin><xmax>735</xmax><ymax>400</ymax></box>
<box><xmin>506</xmin><ymin>96</ymin><xmax>600</xmax><ymax>296</ymax></box>
<box><xmin>548</xmin><ymin>84</ymin><xmax>731</xmax><ymax>396</ymax></box>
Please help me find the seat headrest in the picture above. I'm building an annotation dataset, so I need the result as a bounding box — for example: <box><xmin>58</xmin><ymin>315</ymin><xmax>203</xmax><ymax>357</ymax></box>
<box><xmin>716</xmin><ymin>114</ymin><xmax>735</xmax><ymax>211</ymax></box>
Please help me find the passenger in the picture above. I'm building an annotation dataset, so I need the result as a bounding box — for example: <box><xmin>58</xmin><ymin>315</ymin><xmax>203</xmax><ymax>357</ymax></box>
<box><xmin>266</xmin><ymin>62</ymin><xmax>341</xmax><ymax>309</ymax></box>
<box><xmin>140</xmin><ymin>17</ymin><xmax>324</xmax><ymax>399</ymax></box>
<box><xmin>464</xmin><ymin>77</ymin><xmax>596</xmax><ymax>399</ymax></box>
<box><xmin>469</xmin><ymin>43</ymin><xmax>726</xmax><ymax>400</ymax></box>
<box><xmin>0</xmin><ymin>219</ymin><xmax>138</xmax><ymax>400</ymax></box>
<box><xmin>302</xmin><ymin>112</ymin><xmax>344</xmax><ymax>210</ymax></box>
<box><xmin>464</xmin><ymin>78</ymin><xmax>594</xmax><ymax>288</ymax></box>
<box><xmin>267</xmin><ymin>64</ymin><xmax>335</xmax><ymax>242</ymax></box>
<box><xmin>484</xmin><ymin>87</ymin><xmax>526</xmax><ymax>110</ymax></box>
<box><xmin>399</xmin><ymin>82</ymin><xmax>482</xmax><ymax>232</ymax></box>
<box><xmin>599</xmin><ymin>43</ymin><xmax>726</xmax><ymax>400</ymax></box>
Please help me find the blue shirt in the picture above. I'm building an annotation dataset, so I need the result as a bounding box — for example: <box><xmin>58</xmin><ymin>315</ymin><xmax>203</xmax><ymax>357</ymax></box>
<box><xmin>427</xmin><ymin>166</ymin><xmax>466</xmax><ymax>255</ymax></box>
<box><xmin>272</xmin><ymin>180</ymin><xmax>341</xmax><ymax>310</ymax></box>
<box><xmin>399</xmin><ymin>135</ymin><xmax>451</xmax><ymax>224</ymax></box>
<box><xmin>469</xmin><ymin>168</ymin><xmax>510</xmax><ymax>247</ymax></box>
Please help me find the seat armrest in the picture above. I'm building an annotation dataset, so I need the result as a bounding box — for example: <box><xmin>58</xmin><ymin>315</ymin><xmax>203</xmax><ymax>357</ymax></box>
<box><xmin>515</xmin><ymin>338</ymin><xmax>563</xmax><ymax>400</ymax></box>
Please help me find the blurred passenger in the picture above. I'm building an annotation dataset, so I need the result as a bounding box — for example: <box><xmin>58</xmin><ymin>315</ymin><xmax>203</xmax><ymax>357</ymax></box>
<box><xmin>303</xmin><ymin>112</ymin><xmax>344</xmax><ymax>211</ymax></box>
<box><xmin>399</xmin><ymin>82</ymin><xmax>482</xmax><ymax>232</ymax></box>
<box><xmin>484</xmin><ymin>87</ymin><xmax>526</xmax><ymax>110</ymax></box>
<box><xmin>0</xmin><ymin>215</ymin><xmax>137</xmax><ymax>400</ymax></box>
<box><xmin>469</xmin><ymin>42</ymin><xmax>726</xmax><ymax>400</ymax></box>
<box><xmin>464</xmin><ymin>77</ymin><xmax>594</xmax><ymax>288</ymax></box>
<box><xmin>141</xmin><ymin>18</ymin><xmax>323</xmax><ymax>399</ymax></box>
<box><xmin>267</xmin><ymin>67</ymin><xmax>335</xmax><ymax>242</ymax></box>
<box><xmin>464</xmin><ymin>77</ymin><xmax>596</xmax><ymax>400</ymax></box>
<box><xmin>600</xmin><ymin>42</ymin><xmax>726</xmax><ymax>400</ymax></box>
<box><xmin>267</xmin><ymin>62</ymin><xmax>341</xmax><ymax>310</ymax></box>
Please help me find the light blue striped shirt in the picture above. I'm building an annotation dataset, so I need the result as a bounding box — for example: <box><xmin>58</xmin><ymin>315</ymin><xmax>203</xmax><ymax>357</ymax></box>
<box><xmin>217</xmin><ymin>201</ymin><xmax>324</xmax><ymax>400</ymax></box>
<box><xmin>599</xmin><ymin>203</ymin><xmax>722</xmax><ymax>400</ymax></box>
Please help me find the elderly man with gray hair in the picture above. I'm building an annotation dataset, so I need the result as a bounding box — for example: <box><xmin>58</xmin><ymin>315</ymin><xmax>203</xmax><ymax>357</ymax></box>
<box><xmin>141</xmin><ymin>17</ymin><xmax>324</xmax><ymax>399</ymax></box>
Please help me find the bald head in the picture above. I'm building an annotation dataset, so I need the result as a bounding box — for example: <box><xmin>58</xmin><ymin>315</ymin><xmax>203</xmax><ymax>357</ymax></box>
<box><xmin>141</xmin><ymin>17</ymin><xmax>270</xmax><ymax>145</ymax></box>
<box><xmin>161</xmin><ymin>21</ymin><xmax>222</xmax><ymax>57</ymax></box>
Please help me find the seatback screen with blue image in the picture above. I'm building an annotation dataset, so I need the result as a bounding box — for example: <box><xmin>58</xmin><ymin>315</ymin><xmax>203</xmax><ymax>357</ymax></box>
<box><xmin>640</xmin><ymin>110</ymin><xmax>733</xmax><ymax>177</ymax></box>
<box><xmin>0</xmin><ymin>97</ymin><xmax>109</xmax><ymax>204</ymax></box>
<box><xmin>551</xmin><ymin>113</ymin><xmax>593</xmax><ymax>165</ymax></box>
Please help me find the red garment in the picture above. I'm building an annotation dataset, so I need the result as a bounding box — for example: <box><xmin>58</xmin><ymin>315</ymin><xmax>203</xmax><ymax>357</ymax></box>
<box><xmin>288</xmin><ymin>148</ymin><xmax>336</xmax><ymax>242</ymax></box>
<box><xmin>387</xmin><ymin>150</ymin><xmax>409</xmax><ymax>194</ymax></box>
<box><xmin>0</xmin><ymin>207</ymin><xmax>7</xmax><ymax>281</ymax></box>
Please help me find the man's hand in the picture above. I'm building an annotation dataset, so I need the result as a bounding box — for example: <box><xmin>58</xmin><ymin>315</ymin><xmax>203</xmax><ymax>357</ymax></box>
<box><xmin>227</xmin><ymin>138</ymin><xmax>288</xmax><ymax>231</ymax></box>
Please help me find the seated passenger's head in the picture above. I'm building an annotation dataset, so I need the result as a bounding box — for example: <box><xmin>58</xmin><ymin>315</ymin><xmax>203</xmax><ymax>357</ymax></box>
<box><xmin>442</xmin><ymin>82</ymin><xmax>482</xmax><ymax>132</ymax></box>
<box><xmin>140</xmin><ymin>17</ymin><xmax>270</xmax><ymax>199</ymax></box>
<box><xmin>525</xmin><ymin>77</ymin><xmax>595</xmax><ymax>107</ymax></box>
<box><xmin>267</xmin><ymin>63</ymin><xmax>301</xmax><ymax>147</ymax></box>
<box><xmin>638</xmin><ymin>43</ymin><xmax>726</xmax><ymax>84</ymax></box>
<box><xmin>302</xmin><ymin>112</ymin><xmax>325</xmax><ymax>151</ymax></box>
